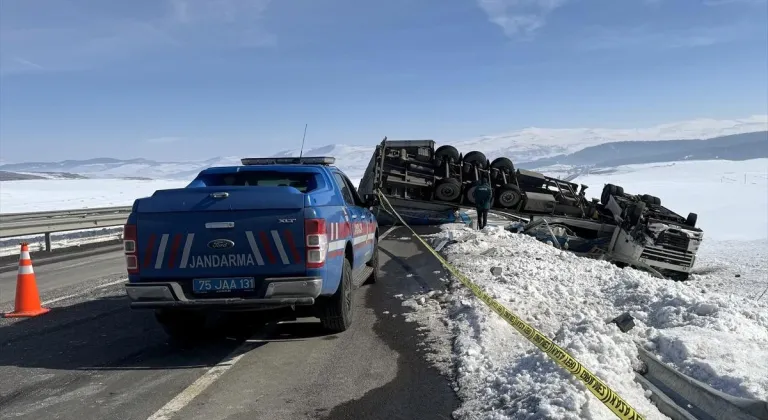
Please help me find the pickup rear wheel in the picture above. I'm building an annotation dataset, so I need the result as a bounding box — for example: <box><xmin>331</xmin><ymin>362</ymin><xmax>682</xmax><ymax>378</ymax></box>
<box><xmin>155</xmin><ymin>309</ymin><xmax>207</xmax><ymax>345</ymax></box>
<box><xmin>365</xmin><ymin>237</ymin><xmax>379</xmax><ymax>284</ymax></box>
<box><xmin>319</xmin><ymin>258</ymin><xmax>353</xmax><ymax>333</ymax></box>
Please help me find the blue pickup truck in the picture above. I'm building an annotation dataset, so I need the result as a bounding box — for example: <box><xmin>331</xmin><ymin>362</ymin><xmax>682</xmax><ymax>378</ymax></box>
<box><xmin>123</xmin><ymin>156</ymin><xmax>380</xmax><ymax>339</ymax></box>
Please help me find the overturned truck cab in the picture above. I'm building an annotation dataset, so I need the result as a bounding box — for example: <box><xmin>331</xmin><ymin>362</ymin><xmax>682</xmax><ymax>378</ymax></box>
<box><xmin>600</xmin><ymin>185</ymin><xmax>703</xmax><ymax>280</ymax></box>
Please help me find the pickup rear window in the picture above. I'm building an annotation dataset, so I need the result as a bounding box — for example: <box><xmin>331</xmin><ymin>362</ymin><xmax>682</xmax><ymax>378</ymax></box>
<box><xmin>194</xmin><ymin>171</ymin><xmax>319</xmax><ymax>192</ymax></box>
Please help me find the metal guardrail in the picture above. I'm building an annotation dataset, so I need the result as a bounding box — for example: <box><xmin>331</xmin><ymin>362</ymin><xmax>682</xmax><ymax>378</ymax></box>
<box><xmin>635</xmin><ymin>346</ymin><xmax>768</xmax><ymax>420</ymax></box>
<box><xmin>0</xmin><ymin>206</ymin><xmax>132</xmax><ymax>250</ymax></box>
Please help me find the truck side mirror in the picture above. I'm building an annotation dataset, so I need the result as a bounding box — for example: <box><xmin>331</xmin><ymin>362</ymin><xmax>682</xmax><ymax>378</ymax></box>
<box><xmin>364</xmin><ymin>194</ymin><xmax>380</xmax><ymax>207</ymax></box>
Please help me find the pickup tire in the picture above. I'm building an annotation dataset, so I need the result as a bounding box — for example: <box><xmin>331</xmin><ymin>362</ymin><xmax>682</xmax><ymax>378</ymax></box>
<box><xmin>365</xmin><ymin>237</ymin><xmax>379</xmax><ymax>284</ymax></box>
<box><xmin>319</xmin><ymin>258</ymin><xmax>353</xmax><ymax>333</ymax></box>
<box><xmin>686</xmin><ymin>212</ymin><xmax>698</xmax><ymax>227</ymax></box>
<box><xmin>155</xmin><ymin>309</ymin><xmax>207</xmax><ymax>344</ymax></box>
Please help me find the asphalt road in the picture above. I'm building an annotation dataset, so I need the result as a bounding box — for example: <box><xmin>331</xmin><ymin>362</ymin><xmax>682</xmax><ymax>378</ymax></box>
<box><xmin>0</xmin><ymin>226</ymin><xmax>459</xmax><ymax>420</ymax></box>
<box><xmin>0</xmin><ymin>250</ymin><xmax>126</xmax><ymax>306</ymax></box>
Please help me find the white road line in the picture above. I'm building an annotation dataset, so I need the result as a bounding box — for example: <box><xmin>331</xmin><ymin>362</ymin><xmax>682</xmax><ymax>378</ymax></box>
<box><xmin>42</xmin><ymin>278</ymin><xmax>127</xmax><ymax>305</ymax></box>
<box><xmin>379</xmin><ymin>226</ymin><xmax>397</xmax><ymax>241</ymax></box>
<box><xmin>146</xmin><ymin>342</ymin><xmax>256</xmax><ymax>420</ymax></box>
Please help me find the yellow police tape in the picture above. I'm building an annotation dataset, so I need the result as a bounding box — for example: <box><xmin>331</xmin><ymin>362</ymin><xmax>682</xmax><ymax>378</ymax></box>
<box><xmin>374</xmin><ymin>190</ymin><xmax>646</xmax><ymax>420</ymax></box>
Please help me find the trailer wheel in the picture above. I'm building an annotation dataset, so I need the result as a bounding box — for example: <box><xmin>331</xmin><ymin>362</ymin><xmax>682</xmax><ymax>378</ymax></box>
<box><xmin>490</xmin><ymin>157</ymin><xmax>515</xmax><ymax>173</ymax></box>
<box><xmin>462</xmin><ymin>151</ymin><xmax>488</xmax><ymax>172</ymax></box>
<box><xmin>434</xmin><ymin>178</ymin><xmax>461</xmax><ymax>202</ymax></box>
<box><xmin>434</xmin><ymin>145</ymin><xmax>460</xmax><ymax>164</ymax></box>
<box><xmin>465</xmin><ymin>185</ymin><xmax>477</xmax><ymax>205</ymax></box>
<box><xmin>686</xmin><ymin>212</ymin><xmax>697</xmax><ymax>227</ymax></box>
<box><xmin>497</xmin><ymin>184</ymin><xmax>523</xmax><ymax>208</ymax></box>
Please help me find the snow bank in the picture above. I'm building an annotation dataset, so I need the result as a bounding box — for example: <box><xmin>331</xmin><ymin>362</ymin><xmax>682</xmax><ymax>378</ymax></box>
<box><xmin>577</xmin><ymin>159</ymin><xmax>768</xmax><ymax>241</ymax></box>
<box><xmin>401</xmin><ymin>225</ymin><xmax>768</xmax><ymax>420</ymax></box>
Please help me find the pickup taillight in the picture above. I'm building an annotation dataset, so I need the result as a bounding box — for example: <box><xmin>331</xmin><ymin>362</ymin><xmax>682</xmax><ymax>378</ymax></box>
<box><xmin>123</xmin><ymin>224</ymin><xmax>139</xmax><ymax>274</ymax></box>
<box><xmin>305</xmin><ymin>218</ymin><xmax>328</xmax><ymax>269</ymax></box>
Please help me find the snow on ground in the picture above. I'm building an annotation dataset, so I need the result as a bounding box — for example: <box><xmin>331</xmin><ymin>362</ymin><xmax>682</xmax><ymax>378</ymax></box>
<box><xmin>575</xmin><ymin>159</ymin><xmax>768</xmax><ymax>241</ymax></box>
<box><xmin>400</xmin><ymin>225</ymin><xmax>768</xmax><ymax>420</ymax></box>
<box><xmin>0</xmin><ymin>178</ymin><xmax>188</xmax><ymax>213</ymax></box>
<box><xmin>0</xmin><ymin>179</ymin><xmax>189</xmax><ymax>256</ymax></box>
<box><xmin>0</xmin><ymin>226</ymin><xmax>124</xmax><ymax>257</ymax></box>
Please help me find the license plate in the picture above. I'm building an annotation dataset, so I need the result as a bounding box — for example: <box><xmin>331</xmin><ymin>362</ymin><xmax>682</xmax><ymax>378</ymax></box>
<box><xmin>192</xmin><ymin>277</ymin><xmax>255</xmax><ymax>293</ymax></box>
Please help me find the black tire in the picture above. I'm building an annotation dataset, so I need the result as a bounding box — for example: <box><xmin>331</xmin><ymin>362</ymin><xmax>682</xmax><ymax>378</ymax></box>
<box><xmin>463</xmin><ymin>151</ymin><xmax>488</xmax><ymax>171</ymax></box>
<box><xmin>319</xmin><ymin>258</ymin><xmax>353</xmax><ymax>333</ymax></box>
<box><xmin>465</xmin><ymin>185</ymin><xmax>477</xmax><ymax>205</ymax></box>
<box><xmin>365</xmin><ymin>237</ymin><xmax>379</xmax><ymax>284</ymax></box>
<box><xmin>497</xmin><ymin>184</ymin><xmax>523</xmax><ymax>208</ymax></box>
<box><xmin>602</xmin><ymin>183</ymin><xmax>623</xmax><ymax>204</ymax></box>
<box><xmin>653</xmin><ymin>196</ymin><xmax>661</xmax><ymax>206</ymax></box>
<box><xmin>155</xmin><ymin>309</ymin><xmax>207</xmax><ymax>344</ymax></box>
<box><xmin>601</xmin><ymin>185</ymin><xmax>611</xmax><ymax>204</ymax></box>
<box><xmin>627</xmin><ymin>202</ymin><xmax>645</xmax><ymax>225</ymax></box>
<box><xmin>434</xmin><ymin>178</ymin><xmax>461</xmax><ymax>202</ymax></box>
<box><xmin>686</xmin><ymin>212</ymin><xmax>697</xmax><ymax>227</ymax></box>
<box><xmin>490</xmin><ymin>157</ymin><xmax>515</xmax><ymax>173</ymax></box>
<box><xmin>434</xmin><ymin>145</ymin><xmax>460</xmax><ymax>163</ymax></box>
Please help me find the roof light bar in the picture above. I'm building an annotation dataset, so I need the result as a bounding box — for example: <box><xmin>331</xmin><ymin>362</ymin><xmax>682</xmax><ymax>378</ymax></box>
<box><xmin>240</xmin><ymin>156</ymin><xmax>336</xmax><ymax>166</ymax></box>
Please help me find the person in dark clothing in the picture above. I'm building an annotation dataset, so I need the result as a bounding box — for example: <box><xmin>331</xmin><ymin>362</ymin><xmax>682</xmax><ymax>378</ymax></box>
<box><xmin>472</xmin><ymin>178</ymin><xmax>493</xmax><ymax>230</ymax></box>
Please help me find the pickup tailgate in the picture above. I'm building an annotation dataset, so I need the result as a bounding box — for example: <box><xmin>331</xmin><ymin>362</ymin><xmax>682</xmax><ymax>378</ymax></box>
<box><xmin>135</xmin><ymin>187</ymin><xmax>307</xmax><ymax>279</ymax></box>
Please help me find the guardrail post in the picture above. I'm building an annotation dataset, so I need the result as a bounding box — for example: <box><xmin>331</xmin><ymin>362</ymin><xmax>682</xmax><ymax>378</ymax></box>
<box><xmin>45</xmin><ymin>232</ymin><xmax>52</xmax><ymax>252</ymax></box>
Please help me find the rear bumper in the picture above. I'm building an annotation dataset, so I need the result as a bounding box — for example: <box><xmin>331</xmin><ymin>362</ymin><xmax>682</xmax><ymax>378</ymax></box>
<box><xmin>125</xmin><ymin>276</ymin><xmax>322</xmax><ymax>310</ymax></box>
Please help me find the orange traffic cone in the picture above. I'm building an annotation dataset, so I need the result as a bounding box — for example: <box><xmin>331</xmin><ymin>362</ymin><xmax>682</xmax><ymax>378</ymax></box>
<box><xmin>3</xmin><ymin>243</ymin><xmax>50</xmax><ymax>318</ymax></box>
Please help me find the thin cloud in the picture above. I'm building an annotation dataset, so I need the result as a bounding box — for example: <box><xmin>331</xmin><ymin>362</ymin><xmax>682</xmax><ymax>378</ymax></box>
<box><xmin>704</xmin><ymin>0</ymin><xmax>767</xmax><ymax>5</ymax></box>
<box><xmin>575</xmin><ymin>21</ymin><xmax>763</xmax><ymax>51</ymax></box>
<box><xmin>476</xmin><ymin>0</ymin><xmax>567</xmax><ymax>38</ymax></box>
<box><xmin>0</xmin><ymin>0</ymin><xmax>276</xmax><ymax>76</ymax></box>
<box><xmin>145</xmin><ymin>136</ymin><xmax>183</xmax><ymax>144</ymax></box>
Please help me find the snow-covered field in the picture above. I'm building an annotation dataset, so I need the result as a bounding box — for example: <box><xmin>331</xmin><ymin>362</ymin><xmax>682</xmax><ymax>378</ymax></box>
<box><xmin>401</xmin><ymin>225</ymin><xmax>768</xmax><ymax>420</ymax></box>
<box><xmin>0</xmin><ymin>179</ymin><xmax>188</xmax><ymax>213</ymax></box>
<box><xmin>575</xmin><ymin>159</ymin><xmax>768</xmax><ymax>241</ymax></box>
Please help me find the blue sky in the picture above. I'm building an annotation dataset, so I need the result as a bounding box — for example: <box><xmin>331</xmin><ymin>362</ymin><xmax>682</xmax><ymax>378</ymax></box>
<box><xmin>1</xmin><ymin>0</ymin><xmax>766</xmax><ymax>162</ymax></box>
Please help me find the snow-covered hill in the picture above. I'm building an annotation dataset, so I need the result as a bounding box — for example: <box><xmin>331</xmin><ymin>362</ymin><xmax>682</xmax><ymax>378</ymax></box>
<box><xmin>455</xmin><ymin>115</ymin><xmax>768</xmax><ymax>162</ymax></box>
<box><xmin>1</xmin><ymin>115</ymin><xmax>766</xmax><ymax>180</ymax></box>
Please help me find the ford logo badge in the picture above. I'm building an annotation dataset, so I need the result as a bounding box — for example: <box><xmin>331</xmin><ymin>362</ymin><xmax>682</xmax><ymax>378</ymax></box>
<box><xmin>208</xmin><ymin>239</ymin><xmax>235</xmax><ymax>250</ymax></box>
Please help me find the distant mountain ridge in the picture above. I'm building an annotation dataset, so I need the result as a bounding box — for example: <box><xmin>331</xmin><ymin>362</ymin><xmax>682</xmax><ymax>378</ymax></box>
<box><xmin>1</xmin><ymin>116</ymin><xmax>766</xmax><ymax>181</ymax></box>
<box><xmin>518</xmin><ymin>131</ymin><xmax>768</xmax><ymax>169</ymax></box>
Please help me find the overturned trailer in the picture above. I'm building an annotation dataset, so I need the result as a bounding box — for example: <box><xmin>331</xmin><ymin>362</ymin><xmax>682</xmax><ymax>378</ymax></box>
<box><xmin>358</xmin><ymin>137</ymin><xmax>704</xmax><ymax>280</ymax></box>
